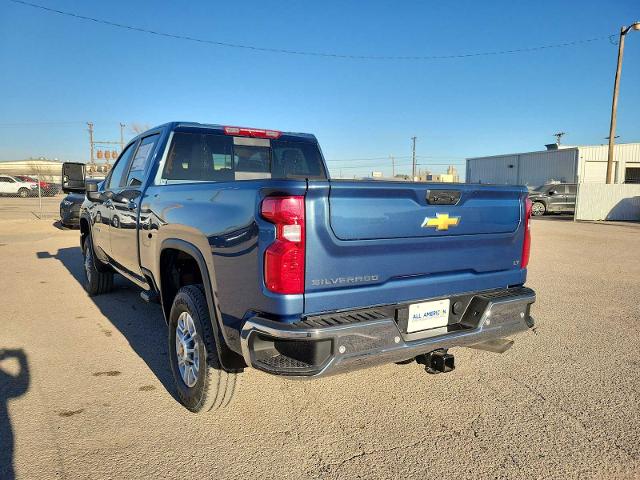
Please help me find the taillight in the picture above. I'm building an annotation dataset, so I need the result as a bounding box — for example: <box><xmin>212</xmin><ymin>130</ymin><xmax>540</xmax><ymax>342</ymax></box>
<box><xmin>521</xmin><ymin>198</ymin><xmax>533</xmax><ymax>269</ymax></box>
<box><xmin>224</xmin><ymin>126</ymin><xmax>281</xmax><ymax>139</ymax></box>
<box><xmin>261</xmin><ymin>196</ymin><xmax>305</xmax><ymax>294</ymax></box>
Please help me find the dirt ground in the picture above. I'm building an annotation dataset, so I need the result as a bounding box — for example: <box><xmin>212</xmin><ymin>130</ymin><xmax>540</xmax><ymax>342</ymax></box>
<box><xmin>0</xmin><ymin>217</ymin><xmax>639</xmax><ymax>479</ymax></box>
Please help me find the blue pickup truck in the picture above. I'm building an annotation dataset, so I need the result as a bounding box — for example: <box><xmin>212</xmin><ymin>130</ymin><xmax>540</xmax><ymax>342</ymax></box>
<box><xmin>61</xmin><ymin>122</ymin><xmax>535</xmax><ymax>413</ymax></box>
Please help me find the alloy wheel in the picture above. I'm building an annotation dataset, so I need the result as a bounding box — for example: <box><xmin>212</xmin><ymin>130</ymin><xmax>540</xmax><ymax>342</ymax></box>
<box><xmin>175</xmin><ymin>312</ymin><xmax>201</xmax><ymax>388</ymax></box>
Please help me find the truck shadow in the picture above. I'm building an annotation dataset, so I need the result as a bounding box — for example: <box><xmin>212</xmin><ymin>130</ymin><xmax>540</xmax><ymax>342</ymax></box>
<box><xmin>35</xmin><ymin>247</ymin><xmax>178</xmax><ymax>402</ymax></box>
<box><xmin>0</xmin><ymin>348</ymin><xmax>29</xmax><ymax>480</ymax></box>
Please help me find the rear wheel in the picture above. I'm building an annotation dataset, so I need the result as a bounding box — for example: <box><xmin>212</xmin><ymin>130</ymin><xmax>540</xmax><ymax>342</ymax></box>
<box><xmin>18</xmin><ymin>188</ymin><xmax>29</xmax><ymax>198</ymax></box>
<box><xmin>531</xmin><ymin>201</ymin><xmax>546</xmax><ymax>216</ymax></box>
<box><xmin>82</xmin><ymin>235</ymin><xmax>113</xmax><ymax>296</ymax></box>
<box><xmin>168</xmin><ymin>285</ymin><xmax>237</xmax><ymax>413</ymax></box>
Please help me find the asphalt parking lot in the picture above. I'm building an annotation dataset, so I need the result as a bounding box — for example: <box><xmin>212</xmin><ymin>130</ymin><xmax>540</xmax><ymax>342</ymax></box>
<box><xmin>0</xmin><ymin>217</ymin><xmax>639</xmax><ymax>479</ymax></box>
<box><xmin>0</xmin><ymin>195</ymin><xmax>64</xmax><ymax>221</ymax></box>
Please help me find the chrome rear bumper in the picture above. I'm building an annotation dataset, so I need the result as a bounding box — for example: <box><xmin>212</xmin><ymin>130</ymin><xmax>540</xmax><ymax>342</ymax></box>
<box><xmin>240</xmin><ymin>287</ymin><xmax>535</xmax><ymax>378</ymax></box>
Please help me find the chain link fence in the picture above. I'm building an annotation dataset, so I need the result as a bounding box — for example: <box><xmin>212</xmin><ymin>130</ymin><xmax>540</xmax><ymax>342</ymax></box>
<box><xmin>0</xmin><ymin>163</ymin><xmax>64</xmax><ymax>221</ymax></box>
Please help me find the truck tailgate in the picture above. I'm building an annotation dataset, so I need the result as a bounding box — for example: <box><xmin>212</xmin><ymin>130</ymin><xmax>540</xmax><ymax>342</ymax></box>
<box><xmin>304</xmin><ymin>181</ymin><xmax>528</xmax><ymax>314</ymax></box>
<box><xmin>328</xmin><ymin>182</ymin><xmax>520</xmax><ymax>239</ymax></box>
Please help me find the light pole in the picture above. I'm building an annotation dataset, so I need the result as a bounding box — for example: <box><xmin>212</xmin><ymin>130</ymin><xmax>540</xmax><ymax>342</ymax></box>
<box><xmin>606</xmin><ymin>21</ymin><xmax>640</xmax><ymax>184</ymax></box>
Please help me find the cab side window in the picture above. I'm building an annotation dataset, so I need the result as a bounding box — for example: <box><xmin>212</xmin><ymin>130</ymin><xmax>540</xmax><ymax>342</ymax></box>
<box><xmin>107</xmin><ymin>143</ymin><xmax>136</xmax><ymax>190</ymax></box>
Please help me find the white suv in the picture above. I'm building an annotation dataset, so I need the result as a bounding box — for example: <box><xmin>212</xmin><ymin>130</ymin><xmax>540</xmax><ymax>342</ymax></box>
<box><xmin>0</xmin><ymin>175</ymin><xmax>38</xmax><ymax>197</ymax></box>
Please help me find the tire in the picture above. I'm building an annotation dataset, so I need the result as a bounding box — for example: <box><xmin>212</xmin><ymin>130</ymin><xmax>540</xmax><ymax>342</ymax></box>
<box><xmin>18</xmin><ymin>188</ymin><xmax>29</xmax><ymax>198</ymax></box>
<box><xmin>168</xmin><ymin>284</ymin><xmax>237</xmax><ymax>413</ymax></box>
<box><xmin>82</xmin><ymin>235</ymin><xmax>113</xmax><ymax>296</ymax></box>
<box><xmin>531</xmin><ymin>201</ymin><xmax>546</xmax><ymax>216</ymax></box>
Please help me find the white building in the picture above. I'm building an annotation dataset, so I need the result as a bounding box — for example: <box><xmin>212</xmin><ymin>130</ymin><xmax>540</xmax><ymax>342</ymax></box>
<box><xmin>0</xmin><ymin>158</ymin><xmax>64</xmax><ymax>181</ymax></box>
<box><xmin>466</xmin><ymin>142</ymin><xmax>640</xmax><ymax>187</ymax></box>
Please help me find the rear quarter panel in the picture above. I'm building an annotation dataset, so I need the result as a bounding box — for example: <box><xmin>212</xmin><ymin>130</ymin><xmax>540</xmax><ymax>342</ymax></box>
<box><xmin>139</xmin><ymin>180</ymin><xmax>306</xmax><ymax>353</ymax></box>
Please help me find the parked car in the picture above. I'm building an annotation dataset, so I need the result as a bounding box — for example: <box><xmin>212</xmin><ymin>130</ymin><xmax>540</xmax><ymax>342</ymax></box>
<box><xmin>59</xmin><ymin>193</ymin><xmax>84</xmax><ymax>227</ymax></box>
<box><xmin>61</xmin><ymin>122</ymin><xmax>536</xmax><ymax>413</ymax></box>
<box><xmin>0</xmin><ymin>175</ymin><xmax>39</xmax><ymax>197</ymax></box>
<box><xmin>15</xmin><ymin>175</ymin><xmax>60</xmax><ymax>196</ymax></box>
<box><xmin>59</xmin><ymin>179</ymin><xmax>100</xmax><ymax>227</ymax></box>
<box><xmin>528</xmin><ymin>183</ymin><xmax>577</xmax><ymax>216</ymax></box>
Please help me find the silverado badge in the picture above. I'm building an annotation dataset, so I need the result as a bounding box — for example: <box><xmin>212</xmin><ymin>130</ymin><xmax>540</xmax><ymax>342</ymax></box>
<box><xmin>421</xmin><ymin>213</ymin><xmax>460</xmax><ymax>231</ymax></box>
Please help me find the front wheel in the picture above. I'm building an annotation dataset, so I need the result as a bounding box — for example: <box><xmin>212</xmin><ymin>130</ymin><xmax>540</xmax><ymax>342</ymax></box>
<box><xmin>18</xmin><ymin>188</ymin><xmax>29</xmax><ymax>198</ymax></box>
<box><xmin>82</xmin><ymin>235</ymin><xmax>113</xmax><ymax>296</ymax></box>
<box><xmin>531</xmin><ymin>201</ymin><xmax>546</xmax><ymax>216</ymax></box>
<box><xmin>168</xmin><ymin>285</ymin><xmax>238</xmax><ymax>413</ymax></box>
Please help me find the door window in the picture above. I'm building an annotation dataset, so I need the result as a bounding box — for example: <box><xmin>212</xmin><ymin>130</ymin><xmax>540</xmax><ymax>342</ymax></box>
<box><xmin>126</xmin><ymin>134</ymin><xmax>159</xmax><ymax>187</ymax></box>
<box><xmin>107</xmin><ymin>142</ymin><xmax>137</xmax><ymax>190</ymax></box>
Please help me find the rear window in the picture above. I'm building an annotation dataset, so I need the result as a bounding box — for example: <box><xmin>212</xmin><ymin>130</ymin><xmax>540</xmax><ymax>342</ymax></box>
<box><xmin>161</xmin><ymin>132</ymin><xmax>326</xmax><ymax>182</ymax></box>
<box><xmin>271</xmin><ymin>140</ymin><xmax>326</xmax><ymax>179</ymax></box>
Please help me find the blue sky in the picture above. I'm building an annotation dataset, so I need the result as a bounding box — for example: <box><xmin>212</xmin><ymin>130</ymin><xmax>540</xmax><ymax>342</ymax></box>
<box><xmin>0</xmin><ymin>0</ymin><xmax>638</xmax><ymax>178</ymax></box>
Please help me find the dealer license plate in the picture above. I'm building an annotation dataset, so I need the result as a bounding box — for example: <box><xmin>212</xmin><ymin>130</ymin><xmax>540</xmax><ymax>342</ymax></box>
<box><xmin>406</xmin><ymin>299</ymin><xmax>450</xmax><ymax>333</ymax></box>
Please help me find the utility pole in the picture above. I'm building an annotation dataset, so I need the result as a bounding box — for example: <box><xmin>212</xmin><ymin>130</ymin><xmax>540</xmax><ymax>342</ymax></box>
<box><xmin>87</xmin><ymin>121</ymin><xmax>126</xmax><ymax>171</ymax></box>
<box><xmin>553</xmin><ymin>132</ymin><xmax>566</xmax><ymax>145</ymax></box>
<box><xmin>411</xmin><ymin>137</ymin><xmax>417</xmax><ymax>181</ymax></box>
<box><xmin>607</xmin><ymin>21</ymin><xmax>640</xmax><ymax>184</ymax></box>
<box><xmin>119</xmin><ymin>123</ymin><xmax>126</xmax><ymax>151</ymax></box>
<box><xmin>87</xmin><ymin>122</ymin><xmax>95</xmax><ymax>167</ymax></box>
<box><xmin>390</xmin><ymin>155</ymin><xmax>395</xmax><ymax>177</ymax></box>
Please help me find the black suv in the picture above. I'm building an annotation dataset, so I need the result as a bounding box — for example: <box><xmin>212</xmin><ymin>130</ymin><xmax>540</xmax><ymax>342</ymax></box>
<box><xmin>528</xmin><ymin>183</ymin><xmax>577</xmax><ymax>216</ymax></box>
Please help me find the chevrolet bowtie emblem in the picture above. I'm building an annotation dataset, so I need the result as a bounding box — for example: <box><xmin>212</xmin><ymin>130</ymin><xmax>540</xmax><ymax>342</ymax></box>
<box><xmin>421</xmin><ymin>213</ymin><xmax>460</xmax><ymax>231</ymax></box>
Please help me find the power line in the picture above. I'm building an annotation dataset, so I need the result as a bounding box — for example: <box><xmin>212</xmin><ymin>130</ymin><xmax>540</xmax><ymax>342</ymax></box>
<box><xmin>0</xmin><ymin>121</ymin><xmax>87</xmax><ymax>126</ymax></box>
<box><xmin>7</xmin><ymin>0</ymin><xmax>614</xmax><ymax>61</ymax></box>
<box><xmin>326</xmin><ymin>159</ymin><xmax>466</xmax><ymax>167</ymax></box>
<box><xmin>326</xmin><ymin>155</ymin><xmax>465</xmax><ymax>163</ymax></box>
<box><xmin>0</xmin><ymin>120</ymin><xmax>121</xmax><ymax>127</ymax></box>
<box><xmin>325</xmin><ymin>156</ymin><xmax>412</xmax><ymax>162</ymax></box>
<box><xmin>330</xmin><ymin>162</ymin><xmax>465</xmax><ymax>170</ymax></box>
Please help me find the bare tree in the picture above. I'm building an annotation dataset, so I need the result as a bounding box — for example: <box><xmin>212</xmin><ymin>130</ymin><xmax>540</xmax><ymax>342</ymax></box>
<box><xmin>129</xmin><ymin>123</ymin><xmax>151</xmax><ymax>135</ymax></box>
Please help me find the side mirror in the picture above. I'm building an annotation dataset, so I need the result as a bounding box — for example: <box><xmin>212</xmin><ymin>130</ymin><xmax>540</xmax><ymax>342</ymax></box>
<box><xmin>62</xmin><ymin>162</ymin><xmax>86</xmax><ymax>193</ymax></box>
<box><xmin>548</xmin><ymin>190</ymin><xmax>557</xmax><ymax>196</ymax></box>
<box><xmin>85</xmin><ymin>181</ymin><xmax>102</xmax><ymax>201</ymax></box>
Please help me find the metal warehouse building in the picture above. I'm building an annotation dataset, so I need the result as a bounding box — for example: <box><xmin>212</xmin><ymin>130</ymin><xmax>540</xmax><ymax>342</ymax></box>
<box><xmin>466</xmin><ymin>142</ymin><xmax>640</xmax><ymax>187</ymax></box>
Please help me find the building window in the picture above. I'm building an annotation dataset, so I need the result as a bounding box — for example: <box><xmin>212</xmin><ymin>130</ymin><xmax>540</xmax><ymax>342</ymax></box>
<box><xmin>625</xmin><ymin>167</ymin><xmax>640</xmax><ymax>184</ymax></box>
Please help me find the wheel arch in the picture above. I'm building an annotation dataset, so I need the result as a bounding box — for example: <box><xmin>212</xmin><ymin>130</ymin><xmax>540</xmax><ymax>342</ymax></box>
<box><xmin>80</xmin><ymin>215</ymin><xmax>90</xmax><ymax>250</ymax></box>
<box><xmin>159</xmin><ymin>238</ymin><xmax>244</xmax><ymax>371</ymax></box>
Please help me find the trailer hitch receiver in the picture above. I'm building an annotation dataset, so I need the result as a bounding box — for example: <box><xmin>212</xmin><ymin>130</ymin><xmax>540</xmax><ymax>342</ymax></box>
<box><xmin>416</xmin><ymin>349</ymin><xmax>455</xmax><ymax>374</ymax></box>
